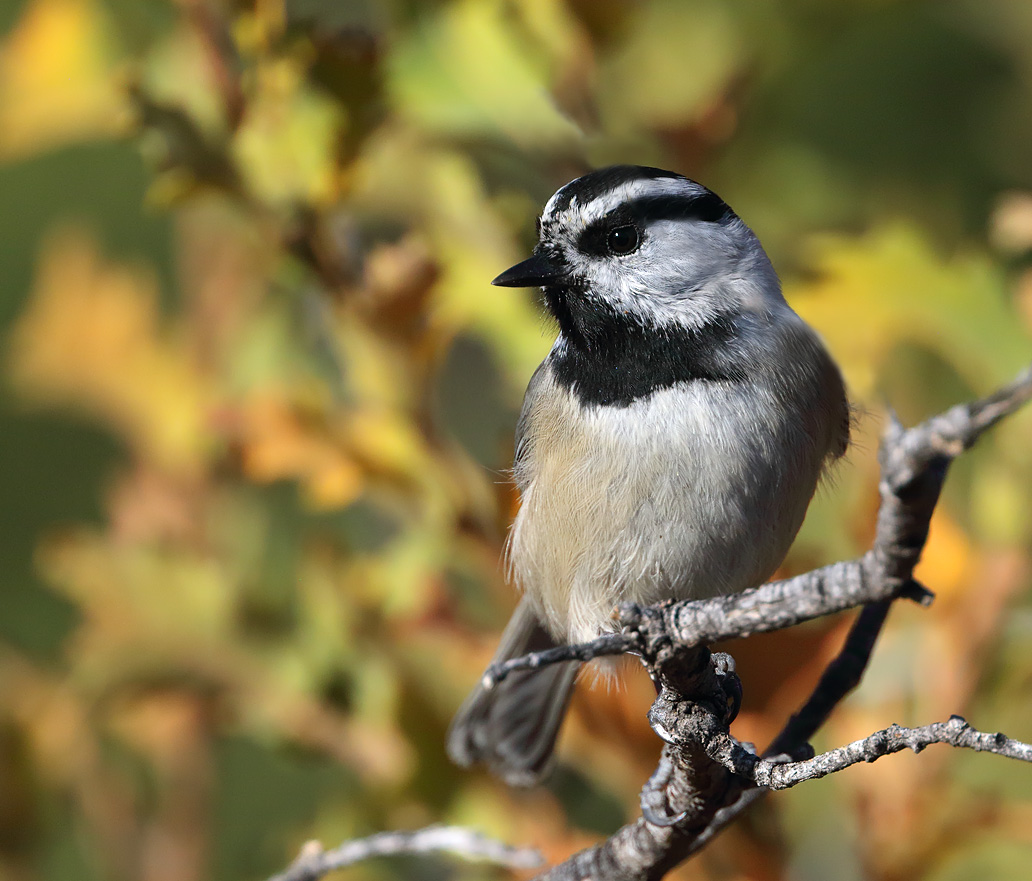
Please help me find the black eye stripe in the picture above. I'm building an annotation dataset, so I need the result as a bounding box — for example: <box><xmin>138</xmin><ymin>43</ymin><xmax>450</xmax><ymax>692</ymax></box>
<box><xmin>614</xmin><ymin>192</ymin><xmax>735</xmax><ymax>227</ymax></box>
<box><xmin>576</xmin><ymin>192</ymin><xmax>735</xmax><ymax>257</ymax></box>
<box><xmin>577</xmin><ymin>223</ymin><xmax>620</xmax><ymax>257</ymax></box>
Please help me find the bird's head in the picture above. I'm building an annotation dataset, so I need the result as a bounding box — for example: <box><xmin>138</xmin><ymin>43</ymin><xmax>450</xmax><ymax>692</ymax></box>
<box><xmin>494</xmin><ymin>165</ymin><xmax>783</xmax><ymax>346</ymax></box>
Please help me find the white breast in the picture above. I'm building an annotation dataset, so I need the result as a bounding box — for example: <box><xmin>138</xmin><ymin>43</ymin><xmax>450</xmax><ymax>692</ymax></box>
<box><xmin>507</xmin><ymin>368</ymin><xmax>828</xmax><ymax>645</ymax></box>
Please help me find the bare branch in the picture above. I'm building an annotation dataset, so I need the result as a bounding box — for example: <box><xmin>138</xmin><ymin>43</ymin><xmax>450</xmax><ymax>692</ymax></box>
<box><xmin>484</xmin><ymin>632</ymin><xmax>638</xmax><ymax>689</ymax></box>
<box><xmin>268</xmin><ymin>826</ymin><xmax>543</xmax><ymax>881</ymax></box>
<box><xmin>767</xmin><ymin>597</ymin><xmax>896</xmax><ymax>756</ymax></box>
<box><xmin>715</xmin><ymin>716</ymin><xmax>1032</xmax><ymax>791</ymax></box>
<box><xmin>487</xmin><ymin>560</ymin><xmax>899</xmax><ymax>685</ymax></box>
<box><xmin>672</xmin><ymin>598</ymin><xmax>905</xmax><ymax>854</ymax></box>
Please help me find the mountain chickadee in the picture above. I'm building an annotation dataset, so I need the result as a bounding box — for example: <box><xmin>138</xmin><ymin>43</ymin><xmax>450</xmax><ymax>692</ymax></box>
<box><xmin>448</xmin><ymin>165</ymin><xmax>850</xmax><ymax>786</ymax></box>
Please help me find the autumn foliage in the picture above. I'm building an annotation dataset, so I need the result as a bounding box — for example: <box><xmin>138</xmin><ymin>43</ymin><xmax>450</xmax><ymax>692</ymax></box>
<box><xmin>1</xmin><ymin>2</ymin><xmax>1032</xmax><ymax>880</ymax></box>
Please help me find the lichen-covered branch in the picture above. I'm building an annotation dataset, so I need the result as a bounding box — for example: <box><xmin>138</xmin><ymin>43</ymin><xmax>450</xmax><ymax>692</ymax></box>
<box><xmin>694</xmin><ymin>715</ymin><xmax>1032</xmax><ymax>790</ymax></box>
<box><xmin>267</xmin><ymin>826</ymin><xmax>543</xmax><ymax>881</ymax></box>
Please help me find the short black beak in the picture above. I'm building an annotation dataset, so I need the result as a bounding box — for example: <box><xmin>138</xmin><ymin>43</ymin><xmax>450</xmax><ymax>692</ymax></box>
<box><xmin>491</xmin><ymin>251</ymin><xmax>563</xmax><ymax>287</ymax></box>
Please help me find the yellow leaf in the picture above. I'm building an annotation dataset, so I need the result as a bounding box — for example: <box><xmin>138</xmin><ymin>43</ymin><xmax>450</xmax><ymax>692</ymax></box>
<box><xmin>387</xmin><ymin>0</ymin><xmax>581</xmax><ymax>149</ymax></box>
<box><xmin>913</xmin><ymin>511</ymin><xmax>973</xmax><ymax>602</ymax></box>
<box><xmin>0</xmin><ymin>0</ymin><xmax>125</xmax><ymax>160</ymax></box>
<box><xmin>238</xmin><ymin>391</ymin><xmax>363</xmax><ymax>509</ymax></box>
<box><xmin>38</xmin><ymin>527</ymin><xmax>233</xmax><ymax>647</ymax></box>
<box><xmin>358</xmin><ymin>142</ymin><xmax>552</xmax><ymax>382</ymax></box>
<box><xmin>598</xmin><ymin>0</ymin><xmax>743</xmax><ymax>132</ymax></box>
<box><xmin>787</xmin><ymin>223</ymin><xmax>1029</xmax><ymax>400</ymax></box>
<box><xmin>8</xmin><ymin>230</ymin><xmax>211</xmax><ymax>472</ymax></box>
<box><xmin>232</xmin><ymin>60</ymin><xmax>342</xmax><ymax>206</ymax></box>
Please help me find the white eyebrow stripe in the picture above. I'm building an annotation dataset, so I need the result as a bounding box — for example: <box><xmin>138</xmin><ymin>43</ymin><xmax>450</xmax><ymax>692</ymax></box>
<box><xmin>545</xmin><ymin>177</ymin><xmax>702</xmax><ymax>229</ymax></box>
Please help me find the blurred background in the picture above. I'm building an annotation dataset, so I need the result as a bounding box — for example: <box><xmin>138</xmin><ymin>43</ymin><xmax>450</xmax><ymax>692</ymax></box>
<box><xmin>1</xmin><ymin>1</ymin><xmax>1032</xmax><ymax>879</ymax></box>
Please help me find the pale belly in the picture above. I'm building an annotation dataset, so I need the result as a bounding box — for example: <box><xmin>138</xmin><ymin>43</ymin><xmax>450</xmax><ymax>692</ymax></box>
<box><xmin>507</xmin><ymin>375</ymin><xmax>823</xmax><ymax>645</ymax></box>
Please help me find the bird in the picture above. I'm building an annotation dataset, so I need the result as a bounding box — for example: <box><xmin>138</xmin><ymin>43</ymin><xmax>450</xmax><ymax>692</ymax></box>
<box><xmin>447</xmin><ymin>165</ymin><xmax>850</xmax><ymax>787</ymax></box>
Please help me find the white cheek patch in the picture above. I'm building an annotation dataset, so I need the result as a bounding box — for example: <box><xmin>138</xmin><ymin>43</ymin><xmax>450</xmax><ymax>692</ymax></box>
<box><xmin>562</xmin><ymin>226</ymin><xmax>732</xmax><ymax>332</ymax></box>
<box><xmin>591</xmin><ymin>268</ymin><xmax>727</xmax><ymax>331</ymax></box>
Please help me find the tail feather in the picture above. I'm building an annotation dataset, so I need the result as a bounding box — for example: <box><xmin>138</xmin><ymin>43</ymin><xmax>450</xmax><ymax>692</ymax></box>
<box><xmin>447</xmin><ymin>598</ymin><xmax>579</xmax><ymax>787</ymax></box>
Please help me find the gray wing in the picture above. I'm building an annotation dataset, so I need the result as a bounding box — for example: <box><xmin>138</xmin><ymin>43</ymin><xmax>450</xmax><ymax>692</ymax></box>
<box><xmin>446</xmin><ymin>597</ymin><xmax>579</xmax><ymax>786</ymax></box>
<box><xmin>512</xmin><ymin>359</ymin><xmax>550</xmax><ymax>493</ymax></box>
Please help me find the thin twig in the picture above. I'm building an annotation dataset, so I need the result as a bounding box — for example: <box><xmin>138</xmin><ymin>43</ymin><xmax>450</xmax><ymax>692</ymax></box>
<box><xmin>767</xmin><ymin>597</ymin><xmax>896</xmax><ymax>756</ymax></box>
<box><xmin>486</xmin><ymin>559</ymin><xmax>886</xmax><ymax>684</ymax></box>
<box><xmin>268</xmin><ymin>826</ymin><xmax>544</xmax><ymax>881</ymax></box>
<box><xmin>746</xmin><ymin>716</ymin><xmax>1032</xmax><ymax>790</ymax></box>
<box><xmin>484</xmin><ymin>631</ymin><xmax>638</xmax><ymax>688</ymax></box>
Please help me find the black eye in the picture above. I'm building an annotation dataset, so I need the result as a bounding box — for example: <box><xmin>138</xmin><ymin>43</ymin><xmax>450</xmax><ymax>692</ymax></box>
<box><xmin>607</xmin><ymin>225</ymin><xmax>640</xmax><ymax>255</ymax></box>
